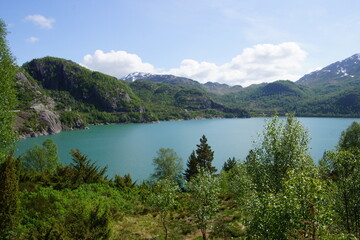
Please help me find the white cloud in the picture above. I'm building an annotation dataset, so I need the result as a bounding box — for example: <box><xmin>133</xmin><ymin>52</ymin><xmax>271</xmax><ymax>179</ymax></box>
<box><xmin>26</xmin><ymin>36</ymin><xmax>39</xmax><ymax>43</ymax></box>
<box><xmin>81</xmin><ymin>42</ymin><xmax>307</xmax><ymax>86</ymax></box>
<box><xmin>167</xmin><ymin>42</ymin><xmax>307</xmax><ymax>86</ymax></box>
<box><xmin>25</xmin><ymin>15</ymin><xmax>55</xmax><ymax>29</ymax></box>
<box><xmin>82</xmin><ymin>50</ymin><xmax>155</xmax><ymax>78</ymax></box>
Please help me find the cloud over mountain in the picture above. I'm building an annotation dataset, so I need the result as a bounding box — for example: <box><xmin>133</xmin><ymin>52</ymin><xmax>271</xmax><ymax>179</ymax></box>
<box><xmin>167</xmin><ymin>42</ymin><xmax>307</xmax><ymax>86</ymax></box>
<box><xmin>82</xmin><ymin>42</ymin><xmax>307</xmax><ymax>86</ymax></box>
<box><xmin>82</xmin><ymin>50</ymin><xmax>156</xmax><ymax>78</ymax></box>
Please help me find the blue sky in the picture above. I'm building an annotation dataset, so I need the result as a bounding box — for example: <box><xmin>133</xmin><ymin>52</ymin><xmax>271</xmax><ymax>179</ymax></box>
<box><xmin>2</xmin><ymin>0</ymin><xmax>360</xmax><ymax>86</ymax></box>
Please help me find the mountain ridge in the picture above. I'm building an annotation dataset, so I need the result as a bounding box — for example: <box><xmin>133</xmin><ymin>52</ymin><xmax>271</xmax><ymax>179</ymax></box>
<box><xmin>14</xmin><ymin>53</ymin><xmax>360</xmax><ymax>138</ymax></box>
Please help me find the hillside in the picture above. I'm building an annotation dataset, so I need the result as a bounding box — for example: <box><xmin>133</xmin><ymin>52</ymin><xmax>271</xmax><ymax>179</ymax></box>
<box><xmin>15</xmin><ymin>53</ymin><xmax>360</xmax><ymax>137</ymax></box>
<box><xmin>123</xmin><ymin>72</ymin><xmax>243</xmax><ymax>95</ymax></box>
<box><xmin>16</xmin><ymin>57</ymin><xmax>250</xmax><ymax>137</ymax></box>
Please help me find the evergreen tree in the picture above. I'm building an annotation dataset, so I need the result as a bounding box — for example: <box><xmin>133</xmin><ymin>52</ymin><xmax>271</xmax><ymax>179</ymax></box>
<box><xmin>184</xmin><ymin>150</ymin><xmax>198</xmax><ymax>181</ymax></box>
<box><xmin>222</xmin><ymin>157</ymin><xmax>237</xmax><ymax>172</ymax></box>
<box><xmin>70</xmin><ymin>149</ymin><xmax>108</xmax><ymax>186</ymax></box>
<box><xmin>184</xmin><ymin>135</ymin><xmax>217</xmax><ymax>181</ymax></box>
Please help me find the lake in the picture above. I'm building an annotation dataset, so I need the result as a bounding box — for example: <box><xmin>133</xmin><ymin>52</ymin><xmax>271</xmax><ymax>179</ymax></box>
<box><xmin>16</xmin><ymin>117</ymin><xmax>360</xmax><ymax>181</ymax></box>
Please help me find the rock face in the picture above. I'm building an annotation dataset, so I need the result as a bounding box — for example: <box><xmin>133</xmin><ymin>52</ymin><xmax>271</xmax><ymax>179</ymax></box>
<box><xmin>31</xmin><ymin>103</ymin><xmax>62</xmax><ymax>134</ymax></box>
<box><xmin>15</xmin><ymin>71</ymin><xmax>76</xmax><ymax>139</ymax></box>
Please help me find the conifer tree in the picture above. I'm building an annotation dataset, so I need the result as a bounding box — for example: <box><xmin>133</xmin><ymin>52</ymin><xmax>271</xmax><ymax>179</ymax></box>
<box><xmin>184</xmin><ymin>135</ymin><xmax>217</xmax><ymax>181</ymax></box>
<box><xmin>184</xmin><ymin>150</ymin><xmax>198</xmax><ymax>181</ymax></box>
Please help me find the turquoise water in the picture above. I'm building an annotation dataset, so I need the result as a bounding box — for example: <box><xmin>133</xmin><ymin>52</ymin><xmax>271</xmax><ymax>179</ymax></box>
<box><xmin>16</xmin><ymin>117</ymin><xmax>360</xmax><ymax>181</ymax></box>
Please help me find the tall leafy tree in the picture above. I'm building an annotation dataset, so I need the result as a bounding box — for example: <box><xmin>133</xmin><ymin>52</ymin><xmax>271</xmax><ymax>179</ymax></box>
<box><xmin>246</xmin><ymin>115</ymin><xmax>311</xmax><ymax>194</ymax></box>
<box><xmin>184</xmin><ymin>135</ymin><xmax>217</xmax><ymax>181</ymax></box>
<box><xmin>186</xmin><ymin>169</ymin><xmax>220</xmax><ymax>240</ymax></box>
<box><xmin>0</xmin><ymin>19</ymin><xmax>17</xmax><ymax>162</ymax></box>
<box><xmin>22</xmin><ymin>139</ymin><xmax>60</xmax><ymax>174</ymax></box>
<box><xmin>148</xmin><ymin>178</ymin><xmax>179</xmax><ymax>240</ymax></box>
<box><xmin>320</xmin><ymin>122</ymin><xmax>360</xmax><ymax>237</ymax></box>
<box><xmin>151</xmin><ymin>148</ymin><xmax>183</xmax><ymax>184</ymax></box>
<box><xmin>338</xmin><ymin>121</ymin><xmax>360</xmax><ymax>151</ymax></box>
<box><xmin>0</xmin><ymin>19</ymin><xmax>19</xmax><ymax>239</ymax></box>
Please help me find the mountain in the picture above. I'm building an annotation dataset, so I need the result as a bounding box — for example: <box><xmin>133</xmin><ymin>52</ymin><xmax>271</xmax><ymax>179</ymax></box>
<box><xmin>213</xmin><ymin>80</ymin><xmax>312</xmax><ymax>115</ymax></box>
<box><xmin>129</xmin><ymin>79</ymin><xmax>249</xmax><ymax>120</ymax></box>
<box><xmin>15</xmin><ymin>57</ymin><xmax>250</xmax><ymax>137</ymax></box>
<box><xmin>123</xmin><ymin>72</ymin><xmax>243</xmax><ymax>94</ymax></box>
<box><xmin>14</xmin><ymin>53</ymin><xmax>360</xmax><ymax>138</ymax></box>
<box><xmin>297</xmin><ymin>54</ymin><xmax>360</xmax><ymax>93</ymax></box>
<box><xmin>123</xmin><ymin>72</ymin><xmax>203</xmax><ymax>88</ymax></box>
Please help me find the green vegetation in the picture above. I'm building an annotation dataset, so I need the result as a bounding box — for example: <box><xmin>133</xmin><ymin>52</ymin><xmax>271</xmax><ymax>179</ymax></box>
<box><xmin>151</xmin><ymin>148</ymin><xmax>183</xmax><ymax>184</ymax></box>
<box><xmin>0</xmin><ymin>19</ymin><xmax>17</xmax><ymax>160</ymax></box>
<box><xmin>4</xmin><ymin>16</ymin><xmax>360</xmax><ymax>239</ymax></box>
<box><xmin>184</xmin><ymin>135</ymin><xmax>217</xmax><ymax>181</ymax></box>
<box><xmin>4</xmin><ymin>113</ymin><xmax>360</xmax><ymax>239</ymax></box>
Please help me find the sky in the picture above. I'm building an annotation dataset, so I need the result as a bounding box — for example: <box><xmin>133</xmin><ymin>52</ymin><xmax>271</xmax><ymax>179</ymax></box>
<box><xmin>1</xmin><ymin>0</ymin><xmax>360</xmax><ymax>87</ymax></box>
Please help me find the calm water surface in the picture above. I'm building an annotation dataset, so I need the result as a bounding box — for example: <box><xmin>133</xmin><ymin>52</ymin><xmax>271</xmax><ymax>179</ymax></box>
<box><xmin>16</xmin><ymin>117</ymin><xmax>360</xmax><ymax>181</ymax></box>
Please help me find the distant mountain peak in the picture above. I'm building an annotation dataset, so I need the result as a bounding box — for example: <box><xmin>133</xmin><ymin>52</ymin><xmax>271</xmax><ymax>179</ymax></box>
<box><xmin>297</xmin><ymin>53</ymin><xmax>360</xmax><ymax>85</ymax></box>
<box><xmin>123</xmin><ymin>72</ymin><xmax>153</xmax><ymax>82</ymax></box>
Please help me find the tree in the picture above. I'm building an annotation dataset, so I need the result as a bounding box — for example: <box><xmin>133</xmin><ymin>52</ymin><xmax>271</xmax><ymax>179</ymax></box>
<box><xmin>0</xmin><ymin>19</ymin><xmax>17</xmax><ymax>163</ymax></box>
<box><xmin>0</xmin><ymin>155</ymin><xmax>19</xmax><ymax>239</ymax></box>
<box><xmin>222</xmin><ymin>157</ymin><xmax>237</xmax><ymax>172</ymax></box>
<box><xmin>22</xmin><ymin>139</ymin><xmax>60</xmax><ymax>174</ymax></box>
<box><xmin>320</xmin><ymin>149</ymin><xmax>360</xmax><ymax>237</ymax></box>
<box><xmin>319</xmin><ymin>122</ymin><xmax>360</xmax><ymax>237</ymax></box>
<box><xmin>186</xmin><ymin>169</ymin><xmax>220</xmax><ymax>240</ymax></box>
<box><xmin>0</xmin><ymin>19</ymin><xmax>19</xmax><ymax>239</ymax></box>
<box><xmin>148</xmin><ymin>178</ymin><xmax>179</xmax><ymax>240</ymax></box>
<box><xmin>70</xmin><ymin>149</ymin><xmax>108</xmax><ymax>186</ymax></box>
<box><xmin>338</xmin><ymin>121</ymin><xmax>360</xmax><ymax>151</ymax></box>
<box><xmin>246</xmin><ymin>115</ymin><xmax>311</xmax><ymax>194</ymax></box>
<box><xmin>184</xmin><ymin>135</ymin><xmax>217</xmax><ymax>181</ymax></box>
<box><xmin>151</xmin><ymin>148</ymin><xmax>183</xmax><ymax>184</ymax></box>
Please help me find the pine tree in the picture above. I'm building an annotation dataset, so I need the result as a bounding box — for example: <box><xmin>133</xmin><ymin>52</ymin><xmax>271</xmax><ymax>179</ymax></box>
<box><xmin>184</xmin><ymin>150</ymin><xmax>198</xmax><ymax>181</ymax></box>
<box><xmin>184</xmin><ymin>135</ymin><xmax>217</xmax><ymax>181</ymax></box>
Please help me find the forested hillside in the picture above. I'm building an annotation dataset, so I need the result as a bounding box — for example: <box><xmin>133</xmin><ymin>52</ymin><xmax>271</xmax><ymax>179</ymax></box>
<box><xmin>15</xmin><ymin>57</ymin><xmax>249</xmax><ymax>138</ymax></box>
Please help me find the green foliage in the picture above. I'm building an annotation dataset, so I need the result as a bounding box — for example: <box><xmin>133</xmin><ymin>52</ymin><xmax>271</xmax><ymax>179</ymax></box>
<box><xmin>0</xmin><ymin>155</ymin><xmax>19</xmax><ymax>239</ymax></box>
<box><xmin>338</xmin><ymin>121</ymin><xmax>360</xmax><ymax>151</ymax></box>
<box><xmin>186</xmin><ymin>170</ymin><xmax>220</xmax><ymax>240</ymax></box>
<box><xmin>59</xmin><ymin>110</ymin><xmax>86</xmax><ymax>128</ymax></box>
<box><xmin>113</xmin><ymin>173</ymin><xmax>136</xmax><ymax>191</ymax></box>
<box><xmin>219</xmin><ymin>162</ymin><xmax>253</xmax><ymax>205</ymax></box>
<box><xmin>0</xmin><ymin>19</ymin><xmax>17</xmax><ymax>161</ymax></box>
<box><xmin>222</xmin><ymin>157</ymin><xmax>237</xmax><ymax>172</ymax></box>
<box><xmin>246</xmin><ymin>115</ymin><xmax>311</xmax><ymax>193</ymax></box>
<box><xmin>151</xmin><ymin>148</ymin><xmax>183</xmax><ymax>184</ymax></box>
<box><xmin>68</xmin><ymin>149</ymin><xmax>108</xmax><ymax>186</ymax></box>
<box><xmin>147</xmin><ymin>178</ymin><xmax>179</xmax><ymax>240</ymax></box>
<box><xmin>320</xmin><ymin>149</ymin><xmax>360</xmax><ymax>237</ymax></box>
<box><xmin>21</xmin><ymin>139</ymin><xmax>60</xmax><ymax>174</ymax></box>
<box><xmin>19</xmin><ymin>184</ymin><xmax>136</xmax><ymax>239</ymax></box>
<box><xmin>184</xmin><ymin>135</ymin><xmax>217</xmax><ymax>181</ymax></box>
